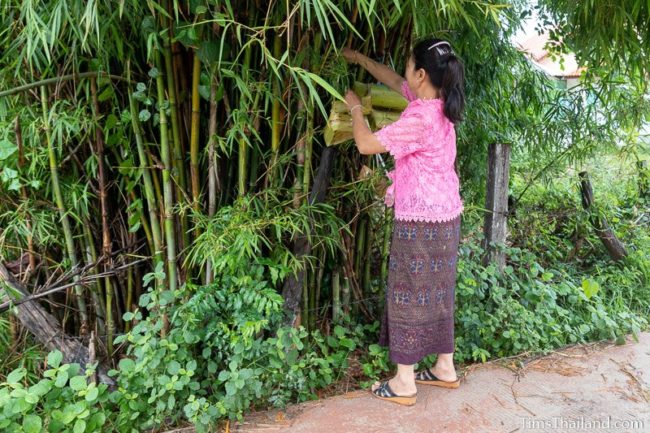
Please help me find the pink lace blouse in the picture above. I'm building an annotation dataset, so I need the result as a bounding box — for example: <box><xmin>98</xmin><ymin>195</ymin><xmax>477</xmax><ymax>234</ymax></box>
<box><xmin>373</xmin><ymin>80</ymin><xmax>464</xmax><ymax>223</ymax></box>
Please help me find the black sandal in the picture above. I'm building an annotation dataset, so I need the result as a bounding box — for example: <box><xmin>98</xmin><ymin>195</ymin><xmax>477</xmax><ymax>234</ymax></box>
<box><xmin>370</xmin><ymin>380</ymin><xmax>417</xmax><ymax>406</ymax></box>
<box><xmin>414</xmin><ymin>369</ymin><xmax>460</xmax><ymax>388</ymax></box>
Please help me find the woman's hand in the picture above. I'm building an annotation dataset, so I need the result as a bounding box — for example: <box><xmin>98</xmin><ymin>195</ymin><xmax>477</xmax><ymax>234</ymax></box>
<box><xmin>341</xmin><ymin>47</ymin><xmax>359</xmax><ymax>64</ymax></box>
<box><xmin>344</xmin><ymin>90</ymin><xmax>362</xmax><ymax>109</ymax></box>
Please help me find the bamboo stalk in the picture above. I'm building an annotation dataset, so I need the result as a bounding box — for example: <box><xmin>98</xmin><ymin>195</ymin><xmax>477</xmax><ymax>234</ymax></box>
<box><xmin>154</xmin><ymin>49</ymin><xmax>178</xmax><ymax>296</ymax></box>
<box><xmin>239</xmin><ymin>46</ymin><xmax>253</xmax><ymax>196</ymax></box>
<box><xmin>332</xmin><ymin>269</ymin><xmax>341</xmax><ymax>323</ymax></box>
<box><xmin>105</xmin><ymin>276</ymin><xmax>115</xmax><ymax>356</ymax></box>
<box><xmin>129</xmin><ymin>190</ymin><xmax>154</xmax><ymax>259</ymax></box>
<box><xmin>311</xmin><ymin>248</ymin><xmax>325</xmax><ymax>331</ymax></box>
<box><xmin>303</xmin><ymin>93</ymin><xmax>314</xmax><ymax>196</ymax></box>
<box><xmin>307</xmin><ymin>258</ymin><xmax>315</xmax><ymax>332</ymax></box>
<box><xmin>125</xmin><ymin>251</ymin><xmax>134</xmax><ymax>333</ymax></box>
<box><xmin>40</xmin><ymin>85</ymin><xmax>89</xmax><ymax>332</ymax></box>
<box><xmin>206</xmin><ymin>70</ymin><xmax>220</xmax><ymax>285</ymax></box>
<box><xmin>81</xmin><ymin>222</ymin><xmax>106</xmax><ymax>335</ymax></box>
<box><xmin>162</xmin><ymin>0</ymin><xmax>187</xmax><ymax>195</ymax></box>
<box><xmin>190</xmin><ymin>50</ymin><xmax>201</xmax><ymax>209</ymax></box>
<box><xmin>248</xmin><ymin>133</ymin><xmax>260</xmax><ymax>192</ymax></box>
<box><xmin>342</xmin><ymin>273</ymin><xmax>350</xmax><ymax>317</ymax></box>
<box><xmin>302</xmin><ymin>267</ymin><xmax>309</xmax><ymax>331</ymax></box>
<box><xmin>146</xmin><ymin>150</ymin><xmax>165</xmax><ymax>233</ymax></box>
<box><xmin>90</xmin><ymin>76</ymin><xmax>115</xmax><ymax>353</ymax></box>
<box><xmin>379</xmin><ymin>209</ymin><xmax>392</xmax><ymax>289</ymax></box>
<box><xmin>355</xmin><ymin>217</ymin><xmax>367</xmax><ymax>285</ymax></box>
<box><xmin>269</xmin><ymin>32</ymin><xmax>284</xmax><ymax>188</ymax></box>
<box><xmin>304</xmin><ymin>31</ymin><xmax>323</xmax><ymax>196</ymax></box>
<box><xmin>163</xmin><ymin>0</ymin><xmax>189</xmax><ymax>277</ymax></box>
<box><xmin>248</xmin><ymin>93</ymin><xmax>262</xmax><ymax>193</ymax></box>
<box><xmin>14</xmin><ymin>117</ymin><xmax>36</xmax><ymax>279</ymax></box>
<box><xmin>363</xmin><ymin>215</ymin><xmax>373</xmax><ymax>301</ymax></box>
<box><xmin>128</xmin><ymin>77</ymin><xmax>164</xmax><ymax>289</ymax></box>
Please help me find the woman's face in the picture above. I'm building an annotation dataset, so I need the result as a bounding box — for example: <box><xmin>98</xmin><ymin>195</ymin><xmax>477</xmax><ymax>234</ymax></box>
<box><xmin>405</xmin><ymin>55</ymin><xmax>424</xmax><ymax>94</ymax></box>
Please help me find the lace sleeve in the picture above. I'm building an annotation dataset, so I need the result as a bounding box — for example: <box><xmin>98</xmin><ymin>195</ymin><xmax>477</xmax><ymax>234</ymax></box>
<box><xmin>373</xmin><ymin>110</ymin><xmax>426</xmax><ymax>160</ymax></box>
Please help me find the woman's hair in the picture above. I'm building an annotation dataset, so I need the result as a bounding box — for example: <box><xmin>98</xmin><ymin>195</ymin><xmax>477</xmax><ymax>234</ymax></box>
<box><xmin>411</xmin><ymin>37</ymin><xmax>465</xmax><ymax>124</ymax></box>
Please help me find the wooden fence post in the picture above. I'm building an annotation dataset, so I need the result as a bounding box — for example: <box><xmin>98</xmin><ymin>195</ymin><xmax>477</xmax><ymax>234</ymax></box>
<box><xmin>482</xmin><ymin>143</ymin><xmax>511</xmax><ymax>271</ymax></box>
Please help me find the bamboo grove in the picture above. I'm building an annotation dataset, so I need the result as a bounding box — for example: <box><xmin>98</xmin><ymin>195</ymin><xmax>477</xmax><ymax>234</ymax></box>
<box><xmin>1</xmin><ymin>0</ymin><xmax>647</xmax><ymax>364</ymax></box>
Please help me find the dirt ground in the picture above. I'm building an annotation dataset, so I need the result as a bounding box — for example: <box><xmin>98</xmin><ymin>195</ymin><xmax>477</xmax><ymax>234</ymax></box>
<box><xmin>220</xmin><ymin>332</ymin><xmax>650</xmax><ymax>433</ymax></box>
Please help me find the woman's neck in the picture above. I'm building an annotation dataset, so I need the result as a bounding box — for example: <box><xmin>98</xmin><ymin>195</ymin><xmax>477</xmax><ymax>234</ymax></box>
<box><xmin>415</xmin><ymin>86</ymin><xmax>441</xmax><ymax>100</ymax></box>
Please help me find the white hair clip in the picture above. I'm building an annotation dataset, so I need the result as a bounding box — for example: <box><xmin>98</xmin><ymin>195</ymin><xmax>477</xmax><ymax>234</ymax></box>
<box><xmin>427</xmin><ymin>41</ymin><xmax>454</xmax><ymax>56</ymax></box>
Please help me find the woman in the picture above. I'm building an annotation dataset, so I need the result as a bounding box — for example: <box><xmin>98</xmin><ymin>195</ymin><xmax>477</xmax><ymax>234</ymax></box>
<box><xmin>341</xmin><ymin>38</ymin><xmax>465</xmax><ymax>406</ymax></box>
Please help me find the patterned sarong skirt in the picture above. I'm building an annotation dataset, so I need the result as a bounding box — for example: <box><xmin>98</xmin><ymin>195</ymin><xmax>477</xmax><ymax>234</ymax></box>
<box><xmin>378</xmin><ymin>214</ymin><xmax>461</xmax><ymax>364</ymax></box>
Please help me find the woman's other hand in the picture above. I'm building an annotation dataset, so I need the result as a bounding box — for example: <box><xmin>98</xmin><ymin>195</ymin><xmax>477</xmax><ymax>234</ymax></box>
<box><xmin>341</xmin><ymin>47</ymin><xmax>359</xmax><ymax>64</ymax></box>
<box><xmin>344</xmin><ymin>90</ymin><xmax>362</xmax><ymax>109</ymax></box>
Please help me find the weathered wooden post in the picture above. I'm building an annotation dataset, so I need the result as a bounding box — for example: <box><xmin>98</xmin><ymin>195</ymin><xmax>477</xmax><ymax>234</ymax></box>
<box><xmin>0</xmin><ymin>262</ymin><xmax>114</xmax><ymax>385</ymax></box>
<box><xmin>482</xmin><ymin>143</ymin><xmax>511</xmax><ymax>271</ymax></box>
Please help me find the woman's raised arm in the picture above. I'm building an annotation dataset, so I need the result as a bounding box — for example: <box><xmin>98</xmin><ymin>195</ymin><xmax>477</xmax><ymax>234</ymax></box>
<box><xmin>341</xmin><ymin>48</ymin><xmax>405</xmax><ymax>94</ymax></box>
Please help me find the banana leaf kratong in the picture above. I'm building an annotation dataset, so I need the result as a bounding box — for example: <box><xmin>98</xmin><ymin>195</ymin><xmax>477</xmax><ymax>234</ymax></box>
<box><xmin>324</xmin><ymin>82</ymin><xmax>409</xmax><ymax>146</ymax></box>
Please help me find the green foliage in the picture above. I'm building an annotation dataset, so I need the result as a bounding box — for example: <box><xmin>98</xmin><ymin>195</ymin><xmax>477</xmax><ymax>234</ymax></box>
<box><xmin>537</xmin><ymin>0</ymin><xmax>650</xmax><ymax>77</ymax></box>
<box><xmin>0</xmin><ymin>265</ymin><xmax>377</xmax><ymax>432</ymax></box>
<box><xmin>106</xmin><ymin>260</ymin><xmax>373</xmax><ymax>431</ymax></box>
<box><xmin>0</xmin><ymin>319</ymin><xmax>44</xmax><ymax>385</ymax></box>
<box><xmin>0</xmin><ymin>353</ymin><xmax>109</xmax><ymax>433</ymax></box>
<box><xmin>446</xmin><ymin>151</ymin><xmax>650</xmax><ymax>365</ymax></box>
<box><xmin>1</xmin><ymin>0</ymin><xmax>649</xmax><ymax>430</ymax></box>
<box><xmin>186</xmin><ymin>191</ymin><xmax>348</xmax><ymax>280</ymax></box>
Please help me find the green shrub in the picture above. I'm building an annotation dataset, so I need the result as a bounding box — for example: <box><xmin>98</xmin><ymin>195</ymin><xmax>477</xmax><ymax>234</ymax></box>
<box><xmin>0</xmin><ymin>351</ymin><xmax>110</xmax><ymax>433</ymax></box>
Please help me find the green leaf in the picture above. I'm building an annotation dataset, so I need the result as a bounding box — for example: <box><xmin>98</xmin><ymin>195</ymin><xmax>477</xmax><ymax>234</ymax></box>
<box><xmin>119</xmin><ymin>358</ymin><xmax>135</xmax><ymax>373</ymax></box>
<box><xmin>197</xmin><ymin>40</ymin><xmax>219</xmax><ymax>63</ymax></box>
<box><xmin>97</xmin><ymin>86</ymin><xmax>114</xmax><ymax>102</ymax></box>
<box><xmin>8</xmin><ymin>177</ymin><xmax>20</xmax><ymax>191</ymax></box>
<box><xmin>582</xmin><ymin>278</ymin><xmax>600</xmax><ymax>299</ymax></box>
<box><xmin>24</xmin><ymin>393</ymin><xmax>39</xmax><ymax>404</ymax></box>
<box><xmin>55</xmin><ymin>371</ymin><xmax>69</xmax><ymax>388</ymax></box>
<box><xmin>22</xmin><ymin>414</ymin><xmax>42</xmax><ymax>433</ymax></box>
<box><xmin>87</xmin><ymin>412</ymin><xmax>106</xmax><ymax>430</ymax></box>
<box><xmin>85</xmin><ymin>386</ymin><xmax>99</xmax><ymax>402</ymax></box>
<box><xmin>0</xmin><ymin>139</ymin><xmax>17</xmax><ymax>160</ymax></box>
<box><xmin>48</xmin><ymin>350</ymin><xmax>63</xmax><ymax>368</ymax></box>
<box><xmin>6</xmin><ymin>368</ymin><xmax>26</xmax><ymax>385</ymax></box>
<box><xmin>74</xmin><ymin>419</ymin><xmax>86</xmax><ymax>433</ymax></box>
<box><xmin>29</xmin><ymin>379</ymin><xmax>53</xmax><ymax>396</ymax></box>
<box><xmin>139</xmin><ymin>109</ymin><xmax>151</xmax><ymax>122</ymax></box>
<box><xmin>70</xmin><ymin>376</ymin><xmax>87</xmax><ymax>391</ymax></box>
<box><xmin>167</xmin><ymin>361</ymin><xmax>181</xmax><ymax>375</ymax></box>
<box><xmin>1</xmin><ymin>167</ymin><xmax>18</xmax><ymax>183</ymax></box>
<box><xmin>305</xmin><ymin>71</ymin><xmax>344</xmax><ymax>101</ymax></box>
